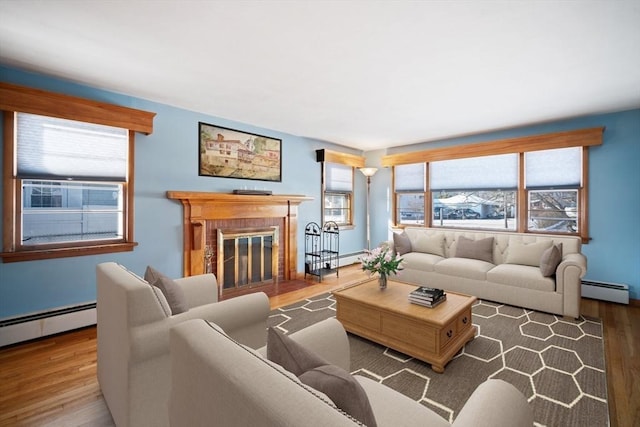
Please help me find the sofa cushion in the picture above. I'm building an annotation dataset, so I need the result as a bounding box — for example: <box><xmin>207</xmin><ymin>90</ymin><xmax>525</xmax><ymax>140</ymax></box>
<box><xmin>401</xmin><ymin>252</ymin><xmax>445</xmax><ymax>273</ymax></box>
<box><xmin>412</xmin><ymin>233</ymin><xmax>445</xmax><ymax>257</ymax></box>
<box><xmin>393</xmin><ymin>231</ymin><xmax>412</xmax><ymax>255</ymax></box>
<box><xmin>539</xmin><ymin>243</ymin><xmax>563</xmax><ymax>277</ymax></box>
<box><xmin>267</xmin><ymin>327</ymin><xmax>377</xmax><ymax>426</ymax></box>
<box><xmin>435</xmin><ymin>257</ymin><xmax>495</xmax><ymax>281</ymax></box>
<box><xmin>144</xmin><ymin>266</ymin><xmax>188</xmax><ymax>315</ymax></box>
<box><xmin>487</xmin><ymin>264</ymin><xmax>555</xmax><ymax>292</ymax></box>
<box><xmin>455</xmin><ymin>236</ymin><xmax>494</xmax><ymax>263</ymax></box>
<box><xmin>505</xmin><ymin>239</ymin><xmax>553</xmax><ymax>267</ymax></box>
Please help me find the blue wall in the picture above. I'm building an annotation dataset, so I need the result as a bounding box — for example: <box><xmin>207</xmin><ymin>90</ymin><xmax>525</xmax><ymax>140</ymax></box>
<box><xmin>0</xmin><ymin>66</ymin><xmax>369</xmax><ymax>319</ymax></box>
<box><xmin>370</xmin><ymin>109</ymin><xmax>640</xmax><ymax>300</ymax></box>
<box><xmin>1</xmin><ymin>65</ymin><xmax>639</xmax><ymax>320</ymax></box>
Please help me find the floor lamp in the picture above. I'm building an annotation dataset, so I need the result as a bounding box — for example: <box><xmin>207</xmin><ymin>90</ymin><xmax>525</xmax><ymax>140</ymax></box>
<box><xmin>359</xmin><ymin>167</ymin><xmax>378</xmax><ymax>250</ymax></box>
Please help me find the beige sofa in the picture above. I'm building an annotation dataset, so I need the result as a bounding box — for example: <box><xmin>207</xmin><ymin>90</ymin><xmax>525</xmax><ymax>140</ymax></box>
<box><xmin>169</xmin><ymin>317</ymin><xmax>533</xmax><ymax>427</ymax></box>
<box><xmin>96</xmin><ymin>262</ymin><xmax>270</xmax><ymax>427</ymax></box>
<box><xmin>389</xmin><ymin>227</ymin><xmax>586</xmax><ymax>318</ymax></box>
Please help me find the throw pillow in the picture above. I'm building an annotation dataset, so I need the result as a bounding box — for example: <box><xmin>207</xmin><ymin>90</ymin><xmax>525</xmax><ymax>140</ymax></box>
<box><xmin>267</xmin><ymin>327</ymin><xmax>377</xmax><ymax>427</ymax></box>
<box><xmin>506</xmin><ymin>240</ymin><xmax>553</xmax><ymax>267</ymax></box>
<box><xmin>454</xmin><ymin>236</ymin><xmax>494</xmax><ymax>263</ymax></box>
<box><xmin>144</xmin><ymin>266</ymin><xmax>188</xmax><ymax>315</ymax></box>
<box><xmin>412</xmin><ymin>233</ymin><xmax>445</xmax><ymax>257</ymax></box>
<box><xmin>393</xmin><ymin>231</ymin><xmax>412</xmax><ymax>255</ymax></box>
<box><xmin>540</xmin><ymin>243</ymin><xmax>563</xmax><ymax>277</ymax></box>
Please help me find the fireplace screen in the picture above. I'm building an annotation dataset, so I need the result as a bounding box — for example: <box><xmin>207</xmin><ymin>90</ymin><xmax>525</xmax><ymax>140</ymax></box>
<box><xmin>217</xmin><ymin>227</ymin><xmax>279</xmax><ymax>292</ymax></box>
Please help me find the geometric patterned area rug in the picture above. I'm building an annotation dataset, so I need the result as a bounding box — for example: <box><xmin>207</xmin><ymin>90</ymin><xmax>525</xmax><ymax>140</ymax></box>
<box><xmin>268</xmin><ymin>293</ymin><xmax>609</xmax><ymax>427</ymax></box>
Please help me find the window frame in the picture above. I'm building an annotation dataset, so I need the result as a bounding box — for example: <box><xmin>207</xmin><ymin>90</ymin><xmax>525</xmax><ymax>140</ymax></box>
<box><xmin>316</xmin><ymin>149</ymin><xmax>365</xmax><ymax>229</ymax></box>
<box><xmin>384</xmin><ymin>128</ymin><xmax>603</xmax><ymax>243</ymax></box>
<box><xmin>1</xmin><ymin>82</ymin><xmax>155</xmax><ymax>262</ymax></box>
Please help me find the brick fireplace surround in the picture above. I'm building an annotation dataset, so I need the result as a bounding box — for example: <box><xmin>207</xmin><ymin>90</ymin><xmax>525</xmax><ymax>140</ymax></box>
<box><xmin>166</xmin><ymin>192</ymin><xmax>312</xmax><ymax>296</ymax></box>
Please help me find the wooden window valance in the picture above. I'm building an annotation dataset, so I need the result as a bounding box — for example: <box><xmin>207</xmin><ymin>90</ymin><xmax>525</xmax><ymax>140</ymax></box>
<box><xmin>382</xmin><ymin>127</ymin><xmax>604</xmax><ymax>166</ymax></box>
<box><xmin>0</xmin><ymin>82</ymin><xmax>155</xmax><ymax>134</ymax></box>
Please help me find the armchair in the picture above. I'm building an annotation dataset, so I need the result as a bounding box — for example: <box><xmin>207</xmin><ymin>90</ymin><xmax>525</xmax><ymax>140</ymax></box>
<box><xmin>96</xmin><ymin>262</ymin><xmax>270</xmax><ymax>427</ymax></box>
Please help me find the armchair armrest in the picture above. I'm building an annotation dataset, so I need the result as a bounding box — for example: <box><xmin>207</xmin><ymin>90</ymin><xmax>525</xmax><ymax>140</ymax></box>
<box><xmin>452</xmin><ymin>379</ymin><xmax>533</xmax><ymax>427</ymax></box>
<box><xmin>128</xmin><ymin>292</ymin><xmax>270</xmax><ymax>362</ymax></box>
<box><xmin>257</xmin><ymin>317</ymin><xmax>351</xmax><ymax>372</ymax></box>
<box><xmin>175</xmin><ymin>273</ymin><xmax>218</xmax><ymax>307</ymax></box>
<box><xmin>186</xmin><ymin>292</ymin><xmax>270</xmax><ymax>348</ymax></box>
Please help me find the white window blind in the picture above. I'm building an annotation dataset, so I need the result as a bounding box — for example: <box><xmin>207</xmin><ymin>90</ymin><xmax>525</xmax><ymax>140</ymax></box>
<box><xmin>16</xmin><ymin>113</ymin><xmax>128</xmax><ymax>181</ymax></box>
<box><xmin>525</xmin><ymin>147</ymin><xmax>582</xmax><ymax>188</ymax></box>
<box><xmin>395</xmin><ymin>163</ymin><xmax>425</xmax><ymax>192</ymax></box>
<box><xmin>325</xmin><ymin>163</ymin><xmax>353</xmax><ymax>192</ymax></box>
<box><xmin>430</xmin><ymin>154</ymin><xmax>518</xmax><ymax>190</ymax></box>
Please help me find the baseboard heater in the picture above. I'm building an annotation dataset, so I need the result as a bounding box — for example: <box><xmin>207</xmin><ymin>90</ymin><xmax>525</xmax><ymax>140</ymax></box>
<box><xmin>0</xmin><ymin>302</ymin><xmax>96</xmax><ymax>347</ymax></box>
<box><xmin>338</xmin><ymin>251</ymin><xmax>364</xmax><ymax>268</ymax></box>
<box><xmin>581</xmin><ymin>280</ymin><xmax>629</xmax><ymax>304</ymax></box>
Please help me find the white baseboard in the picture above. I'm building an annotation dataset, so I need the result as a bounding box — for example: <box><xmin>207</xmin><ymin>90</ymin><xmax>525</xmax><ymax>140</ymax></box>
<box><xmin>0</xmin><ymin>303</ymin><xmax>96</xmax><ymax>347</ymax></box>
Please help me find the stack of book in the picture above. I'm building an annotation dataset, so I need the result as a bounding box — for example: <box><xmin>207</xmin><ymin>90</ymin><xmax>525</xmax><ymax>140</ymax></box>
<box><xmin>408</xmin><ymin>286</ymin><xmax>446</xmax><ymax>308</ymax></box>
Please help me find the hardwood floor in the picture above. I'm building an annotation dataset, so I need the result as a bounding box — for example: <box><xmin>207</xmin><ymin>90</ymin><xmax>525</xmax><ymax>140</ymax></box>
<box><xmin>1</xmin><ymin>265</ymin><xmax>638</xmax><ymax>426</ymax></box>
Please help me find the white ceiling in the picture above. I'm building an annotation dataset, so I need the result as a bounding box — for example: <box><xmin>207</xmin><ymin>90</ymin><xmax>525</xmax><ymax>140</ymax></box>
<box><xmin>1</xmin><ymin>1</ymin><xmax>639</xmax><ymax>151</ymax></box>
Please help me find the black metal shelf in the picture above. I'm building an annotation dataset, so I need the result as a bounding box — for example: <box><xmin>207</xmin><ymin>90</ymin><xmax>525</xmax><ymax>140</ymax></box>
<box><xmin>304</xmin><ymin>221</ymin><xmax>339</xmax><ymax>282</ymax></box>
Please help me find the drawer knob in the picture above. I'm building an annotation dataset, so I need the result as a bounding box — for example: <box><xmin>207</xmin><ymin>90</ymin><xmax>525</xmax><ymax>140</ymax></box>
<box><xmin>462</xmin><ymin>316</ymin><xmax>468</xmax><ymax>324</ymax></box>
<box><xmin>447</xmin><ymin>330</ymin><xmax>453</xmax><ymax>338</ymax></box>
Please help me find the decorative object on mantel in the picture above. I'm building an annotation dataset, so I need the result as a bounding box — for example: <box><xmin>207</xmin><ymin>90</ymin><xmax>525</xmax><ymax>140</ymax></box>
<box><xmin>232</xmin><ymin>189</ymin><xmax>273</xmax><ymax>195</ymax></box>
<box><xmin>359</xmin><ymin>242</ymin><xmax>405</xmax><ymax>290</ymax></box>
<box><xmin>199</xmin><ymin>122</ymin><xmax>282</xmax><ymax>182</ymax></box>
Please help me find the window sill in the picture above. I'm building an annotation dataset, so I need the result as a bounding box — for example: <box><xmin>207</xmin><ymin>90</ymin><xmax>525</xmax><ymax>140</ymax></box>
<box><xmin>1</xmin><ymin>242</ymin><xmax>138</xmax><ymax>263</ymax></box>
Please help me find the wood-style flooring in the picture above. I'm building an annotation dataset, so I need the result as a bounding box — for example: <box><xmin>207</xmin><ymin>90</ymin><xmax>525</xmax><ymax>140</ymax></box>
<box><xmin>1</xmin><ymin>265</ymin><xmax>638</xmax><ymax>426</ymax></box>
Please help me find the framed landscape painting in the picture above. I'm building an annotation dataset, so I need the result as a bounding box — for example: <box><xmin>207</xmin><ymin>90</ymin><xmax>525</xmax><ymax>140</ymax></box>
<box><xmin>199</xmin><ymin>122</ymin><xmax>282</xmax><ymax>182</ymax></box>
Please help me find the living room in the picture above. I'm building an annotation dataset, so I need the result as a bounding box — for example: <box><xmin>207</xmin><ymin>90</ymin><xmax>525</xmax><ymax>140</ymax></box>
<box><xmin>0</xmin><ymin>1</ymin><xmax>639</xmax><ymax>426</ymax></box>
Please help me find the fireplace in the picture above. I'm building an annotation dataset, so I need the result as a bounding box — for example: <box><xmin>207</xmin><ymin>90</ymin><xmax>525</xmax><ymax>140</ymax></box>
<box><xmin>217</xmin><ymin>226</ymin><xmax>279</xmax><ymax>292</ymax></box>
<box><xmin>166</xmin><ymin>192</ymin><xmax>312</xmax><ymax>296</ymax></box>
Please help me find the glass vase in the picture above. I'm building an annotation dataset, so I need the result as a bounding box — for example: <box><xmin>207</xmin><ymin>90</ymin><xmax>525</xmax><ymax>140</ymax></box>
<box><xmin>378</xmin><ymin>272</ymin><xmax>387</xmax><ymax>290</ymax></box>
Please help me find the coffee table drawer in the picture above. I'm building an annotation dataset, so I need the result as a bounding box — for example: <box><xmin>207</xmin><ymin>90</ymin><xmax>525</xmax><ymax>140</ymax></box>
<box><xmin>440</xmin><ymin>319</ymin><xmax>457</xmax><ymax>348</ymax></box>
<box><xmin>458</xmin><ymin>310</ymin><xmax>472</xmax><ymax>331</ymax></box>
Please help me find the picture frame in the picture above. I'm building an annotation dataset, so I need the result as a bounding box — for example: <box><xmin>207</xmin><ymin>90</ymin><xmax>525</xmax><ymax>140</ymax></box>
<box><xmin>198</xmin><ymin>122</ymin><xmax>282</xmax><ymax>182</ymax></box>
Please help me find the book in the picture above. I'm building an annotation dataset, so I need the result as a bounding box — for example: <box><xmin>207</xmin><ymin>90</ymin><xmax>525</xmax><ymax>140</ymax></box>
<box><xmin>410</xmin><ymin>286</ymin><xmax>444</xmax><ymax>300</ymax></box>
<box><xmin>409</xmin><ymin>294</ymin><xmax>447</xmax><ymax>308</ymax></box>
<box><xmin>409</xmin><ymin>294</ymin><xmax>442</xmax><ymax>303</ymax></box>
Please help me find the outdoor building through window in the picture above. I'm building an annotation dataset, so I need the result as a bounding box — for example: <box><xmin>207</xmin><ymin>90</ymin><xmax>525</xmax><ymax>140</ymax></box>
<box><xmin>430</xmin><ymin>154</ymin><xmax>518</xmax><ymax>230</ymax></box>
<box><xmin>1</xmin><ymin>82</ymin><xmax>155</xmax><ymax>262</ymax></box>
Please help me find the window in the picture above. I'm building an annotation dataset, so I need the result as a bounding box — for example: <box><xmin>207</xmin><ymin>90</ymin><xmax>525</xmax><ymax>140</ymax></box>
<box><xmin>395</xmin><ymin>163</ymin><xmax>426</xmax><ymax>225</ymax></box>
<box><xmin>384</xmin><ymin>127</ymin><xmax>603</xmax><ymax>242</ymax></box>
<box><xmin>1</xmin><ymin>82</ymin><xmax>155</xmax><ymax>262</ymax></box>
<box><xmin>525</xmin><ymin>147</ymin><xmax>582</xmax><ymax>233</ymax></box>
<box><xmin>316</xmin><ymin>149</ymin><xmax>365</xmax><ymax>228</ymax></box>
<box><xmin>323</xmin><ymin>162</ymin><xmax>353</xmax><ymax>226</ymax></box>
<box><xmin>430</xmin><ymin>154</ymin><xmax>518</xmax><ymax>231</ymax></box>
<box><xmin>17</xmin><ymin>113</ymin><xmax>127</xmax><ymax>246</ymax></box>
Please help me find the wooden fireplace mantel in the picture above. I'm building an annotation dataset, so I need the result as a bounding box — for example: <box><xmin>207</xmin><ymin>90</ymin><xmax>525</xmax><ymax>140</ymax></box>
<box><xmin>166</xmin><ymin>191</ymin><xmax>312</xmax><ymax>278</ymax></box>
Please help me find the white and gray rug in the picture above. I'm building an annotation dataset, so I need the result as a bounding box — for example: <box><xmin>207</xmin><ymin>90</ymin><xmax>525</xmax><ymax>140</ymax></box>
<box><xmin>268</xmin><ymin>293</ymin><xmax>608</xmax><ymax>427</ymax></box>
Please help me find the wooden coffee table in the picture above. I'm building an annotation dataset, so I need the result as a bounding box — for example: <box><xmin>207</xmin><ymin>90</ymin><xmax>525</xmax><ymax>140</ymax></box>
<box><xmin>333</xmin><ymin>278</ymin><xmax>477</xmax><ymax>373</ymax></box>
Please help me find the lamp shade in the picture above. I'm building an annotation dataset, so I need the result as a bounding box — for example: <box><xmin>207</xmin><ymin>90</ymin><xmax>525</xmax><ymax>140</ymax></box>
<box><xmin>359</xmin><ymin>167</ymin><xmax>378</xmax><ymax>177</ymax></box>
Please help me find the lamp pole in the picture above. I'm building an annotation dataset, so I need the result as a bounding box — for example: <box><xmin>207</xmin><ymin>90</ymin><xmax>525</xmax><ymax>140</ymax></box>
<box><xmin>359</xmin><ymin>167</ymin><xmax>378</xmax><ymax>250</ymax></box>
